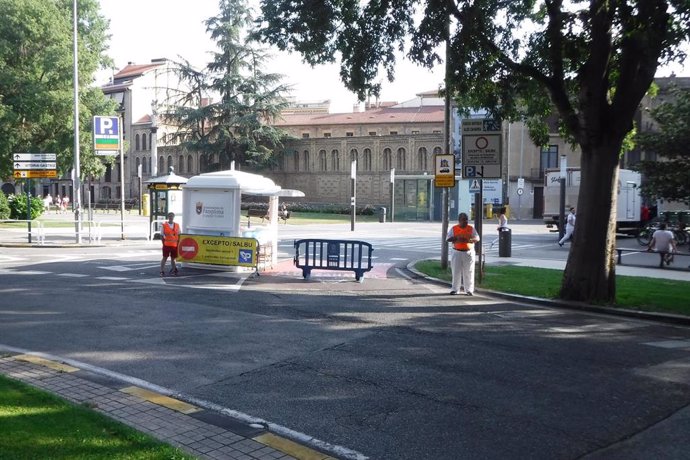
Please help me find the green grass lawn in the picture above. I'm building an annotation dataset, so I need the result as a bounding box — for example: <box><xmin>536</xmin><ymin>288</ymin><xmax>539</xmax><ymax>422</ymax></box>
<box><xmin>415</xmin><ymin>260</ymin><xmax>689</xmax><ymax>316</ymax></box>
<box><xmin>0</xmin><ymin>374</ymin><xmax>194</xmax><ymax>460</ymax></box>
<box><xmin>285</xmin><ymin>211</ymin><xmax>379</xmax><ymax>225</ymax></box>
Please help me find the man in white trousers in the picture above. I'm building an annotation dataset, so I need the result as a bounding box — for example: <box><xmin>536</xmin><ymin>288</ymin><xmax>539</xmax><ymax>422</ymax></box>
<box><xmin>446</xmin><ymin>212</ymin><xmax>480</xmax><ymax>296</ymax></box>
<box><xmin>558</xmin><ymin>207</ymin><xmax>576</xmax><ymax>246</ymax></box>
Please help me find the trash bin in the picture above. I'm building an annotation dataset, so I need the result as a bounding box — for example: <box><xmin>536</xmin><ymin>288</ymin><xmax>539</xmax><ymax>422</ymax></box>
<box><xmin>378</xmin><ymin>207</ymin><xmax>387</xmax><ymax>223</ymax></box>
<box><xmin>498</xmin><ymin>227</ymin><xmax>512</xmax><ymax>257</ymax></box>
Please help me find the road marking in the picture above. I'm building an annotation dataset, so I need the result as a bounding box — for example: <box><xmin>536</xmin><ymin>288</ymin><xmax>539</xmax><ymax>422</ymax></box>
<box><xmin>10</xmin><ymin>270</ymin><xmax>52</xmax><ymax>275</ymax></box>
<box><xmin>15</xmin><ymin>354</ymin><xmax>79</xmax><ymax>373</ymax></box>
<box><xmin>57</xmin><ymin>273</ymin><xmax>89</xmax><ymax>277</ymax></box>
<box><xmin>254</xmin><ymin>432</ymin><xmax>335</xmax><ymax>460</ymax></box>
<box><xmin>95</xmin><ymin>276</ymin><xmax>129</xmax><ymax>281</ymax></box>
<box><xmin>643</xmin><ymin>340</ymin><xmax>690</xmax><ymax>349</ymax></box>
<box><xmin>120</xmin><ymin>386</ymin><xmax>201</xmax><ymax>414</ymax></box>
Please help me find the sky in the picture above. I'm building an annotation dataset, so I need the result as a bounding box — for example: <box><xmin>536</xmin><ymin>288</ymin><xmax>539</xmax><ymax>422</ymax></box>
<box><xmin>97</xmin><ymin>0</ymin><xmax>445</xmax><ymax>114</ymax></box>
<box><xmin>97</xmin><ymin>1</ymin><xmax>686</xmax><ymax>114</ymax></box>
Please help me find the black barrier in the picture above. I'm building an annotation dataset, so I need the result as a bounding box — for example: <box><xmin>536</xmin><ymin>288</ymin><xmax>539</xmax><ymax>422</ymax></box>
<box><xmin>294</xmin><ymin>238</ymin><xmax>374</xmax><ymax>281</ymax></box>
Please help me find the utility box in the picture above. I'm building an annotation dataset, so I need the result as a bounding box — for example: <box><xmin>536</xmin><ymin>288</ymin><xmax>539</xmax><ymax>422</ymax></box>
<box><xmin>498</xmin><ymin>228</ymin><xmax>512</xmax><ymax>257</ymax></box>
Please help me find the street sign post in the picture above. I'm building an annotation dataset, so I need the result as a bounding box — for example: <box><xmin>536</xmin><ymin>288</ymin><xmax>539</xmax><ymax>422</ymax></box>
<box><xmin>461</xmin><ymin>119</ymin><xmax>502</xmax><ymax>179</ymax></box>
<box><xmin>434</xmin><ymin>154</ymin><xmax>456</xmax><ymax>188</ymax></box>
<box><xmin>93</xmin><ymin>116</ymin><xmax>120</xmax><ymax>155</ymax></box>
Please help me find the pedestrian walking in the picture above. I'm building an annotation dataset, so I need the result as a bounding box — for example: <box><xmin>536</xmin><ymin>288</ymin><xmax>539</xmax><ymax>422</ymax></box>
<box><xmin>558</xmin><ymin>207</ymin><xmax>576</xmax><ymax>246</ymax></box>
<box><xmin>491</xmin><ymin>206</ymin><xmax>509</xmax><ymax>249</ymax></box>
<box><xmin>446</xmin><ymin>212</ymin><xmax>479</xmax><ymax>296</ymax></box>
<box><xmin>160</xmin><ymin>212</ymin><xmax>180</xmax><ymax>277</ymax></box>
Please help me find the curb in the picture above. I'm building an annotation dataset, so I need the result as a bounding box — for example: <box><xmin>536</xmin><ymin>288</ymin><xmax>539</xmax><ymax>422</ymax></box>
<box><xmin>406</xmin><ymin>260</ymin><xmax>690</xmax><ymax>327</ymax></box>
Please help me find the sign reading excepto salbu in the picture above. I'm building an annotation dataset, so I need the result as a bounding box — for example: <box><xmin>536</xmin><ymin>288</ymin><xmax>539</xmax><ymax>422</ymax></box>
<box><xmin>178</xmin><ymin>234</ymin><xmax>257</xmax><ymax>267</ymax></box>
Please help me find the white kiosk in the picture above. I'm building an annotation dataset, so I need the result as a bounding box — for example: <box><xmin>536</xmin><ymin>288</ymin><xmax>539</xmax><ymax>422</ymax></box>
<box><xmin>180</xmin><ymin>169</ymin><xmax>303</xmax><ymax>271</ymax></box>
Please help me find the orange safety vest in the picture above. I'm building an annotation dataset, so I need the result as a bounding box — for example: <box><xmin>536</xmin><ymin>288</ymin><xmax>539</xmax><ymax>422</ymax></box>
<box><xmin>452</xmin><ymin>224</ymin><xmax>475</xmax><ymax>251</ymax></box>
<box><xmin>162</xmin><ymin>221</ymin><xmax>180</xmax><ymax>247</ymax></box>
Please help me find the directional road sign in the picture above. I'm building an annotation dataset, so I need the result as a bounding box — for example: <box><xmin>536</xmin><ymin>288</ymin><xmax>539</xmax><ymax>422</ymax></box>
<box><xmin>13</xmin><ymin>153</ymin><xmax>56</xmax><ymax>162</ymax></box>
<box><xmin>14</xmin><ymin>162</ymin><xmax>57</xmax><ymax>170</ymax></box>
<box><xmin>14</xmin><ymin>170</ymin><xmax>58</xmax><ymax>179</ymax></box>
<box><xmin>93</xmin><ymin>116</ymin><xmax>120</xmax><ymax>154</ymax></box>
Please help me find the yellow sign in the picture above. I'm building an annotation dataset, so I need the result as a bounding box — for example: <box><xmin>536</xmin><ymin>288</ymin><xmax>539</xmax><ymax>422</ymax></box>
<box><xmin>13</xmin><ymin>170</ymin><xmax>58</xmax><ymax>179</ymax></box>
<box><xmin>434</xmin><ymin>154</ymin><xmax>456</xmax><ymax>188</ymax></box>
<box><xmin>177</xmin><ymin>234</ymin><xmax>258</xmax><ymax>267</ymax></box>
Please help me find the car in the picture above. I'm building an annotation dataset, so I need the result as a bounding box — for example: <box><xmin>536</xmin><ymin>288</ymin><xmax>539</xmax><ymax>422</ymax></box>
<box><xmin>439</xmin><ymin>167</ymin><xmax>450</xmax><ymax>173</ymax></box>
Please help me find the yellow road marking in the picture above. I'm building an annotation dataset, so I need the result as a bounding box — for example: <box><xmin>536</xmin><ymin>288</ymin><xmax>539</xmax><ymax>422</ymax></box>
<box><xmin>15</xmin><ymin>354</ymin><xmax>79</xmax><ymax>373</ymax></box>
<box><xmin>120</xmin><ymin>386</ymin><xmax>200</xmax><ymax>414</ymax></box>
<box><xmin>253</xmin><ymin>433</ymin><xmax>336</xmax><ymax>460</ymax></box>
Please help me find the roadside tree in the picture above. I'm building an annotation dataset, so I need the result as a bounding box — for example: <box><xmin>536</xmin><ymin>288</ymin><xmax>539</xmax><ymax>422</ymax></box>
<box><xmin>0</xmin><ymin>0</ymin><xmax>116</xmax><ymax>180</ymax></box>
<box><xmin>634</xmin><ymin>86</ymin><xmax>690</xmax><ymax>205</ymax></box>
<box><xmin>165</xmin><ymin>0</ymin><xmax>290</xmax><ymax>171</ymax></box>
<box><xmin>257</xmin><ymin>0</ymin><xmax>690</xmax><ymax>303</ymax></box>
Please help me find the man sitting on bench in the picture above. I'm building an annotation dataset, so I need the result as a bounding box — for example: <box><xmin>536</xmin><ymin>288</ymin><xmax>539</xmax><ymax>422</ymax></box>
<box><xmin>648</xmin><ymin>223</ymin><xmax>677</xmax><ymax>265</ymax></box>
<box><xmin>278</xmin><ymin>203</ymin><xmax>290</xmax><ymax>223</ymax></box>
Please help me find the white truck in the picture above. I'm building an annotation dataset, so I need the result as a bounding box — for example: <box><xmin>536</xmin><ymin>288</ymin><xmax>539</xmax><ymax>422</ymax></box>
<box><xmin>543</xmin><ymin>168</ymin><xmax>642</xmax><ymax>234</ymax></box>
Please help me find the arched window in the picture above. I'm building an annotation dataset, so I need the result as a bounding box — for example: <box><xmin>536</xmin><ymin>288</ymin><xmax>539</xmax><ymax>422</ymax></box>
<box><xmin>350</xmin><ymin>149</ymin><xmax>358</xmax><ymax>170</ymax></box>
<box><xmin>294</xmin><ymin>151</ymin><xmax>300</xmax><ymax>171</ymax></box>
<box><xmin>135</xmin><ymin>134</ymin><xmax>140</xmax><ymax>151</ymax></box>
<box><xmin>178</xmin><ymin>155</ymin><xmax>185</xmax><ymax>173</ymax></box>
<box><xmin>149</xmin><ymin>133</ymin><xmax>152</xmax><ymax>150</ymax></box>
<box><xmin>135</xmin><ymin>157</ymin><xmax>140</xmax><ymax>176</ymax></box>
<box><xmin>142</xmin><ymin>156</ymin><xmax>147</xmax><ymax>174</ymax></box>
<box><xmin>383</xmin><ymin>148</ymin><xmax>392</xmax><ymax>170</ymax></box>
<box><xmin>167</xmin><ymin>155</ymin><xmax>173</xmax><ymax>173</ymax></box>
<box><xmin>319</xmin><ymin>150</ymin><xmax>327</xmax><ymax>171</ymax></box>
<box><xmin>187</xmin><ymin>155</ymin><xmax>193</xmax><ymax>174</ymax></box>
<box><xmin>142</xmin><ymin>133</ymin><xmax>147</xmax><ymax>150</ymax></box>
<box><xmin>330</xmin><ymin>149</ymin><xmax>339</xmax><ymax>171</ymax></box>
<box><xmin>158</xmin><ymin>156</ymin><xmax>164</xmax><ymax>174</ymax></box>
<box><xmin>363</xmin><ymin>149</ymin><xmax>372</xmax><ymax>171</ymax></box>
<box><xmin>396</xmin><ymin>147</ymin><xmax>406</xmax><ymax>170</ymax></box>
<box><xmin>303</xmin><ymin>150</ymin><xmax>310</xmax><ymax>171</ymax></box>
<box><xmin>417</xmin><ymin>147</ymin><xmax>428</xmax><ymax>171</ymax></box>
<box><xmin>148</xmin><ymin>157</ymin><xmax>151</xmax><ymax>174</ymax></box>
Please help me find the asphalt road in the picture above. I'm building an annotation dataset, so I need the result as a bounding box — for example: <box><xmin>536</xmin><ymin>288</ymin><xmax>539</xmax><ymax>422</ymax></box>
<box><xmin>1</xmin><ymin>222</ymin><xmax>690</xmax><ymax>459</ymax></box>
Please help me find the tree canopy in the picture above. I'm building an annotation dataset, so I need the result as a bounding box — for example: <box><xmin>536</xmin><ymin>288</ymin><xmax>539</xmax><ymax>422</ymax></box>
<box><xmin>634</xmin><ymin>85</ymin><xmax>690</xmax><ymax>205</ymax></box>
<box><xmin>0</xmin><ymin>0</ymin><xmax>116</xmax><ymax>180</ymax></box>
<box><xmin>257</xmin><ymin>0</ymin><xmax>690</xmax><ymax>304</ymax></box>
<box><xmin>165</xmin><ymin>0</ymin><xmax>290</xmax><ymax>171</ymax></box>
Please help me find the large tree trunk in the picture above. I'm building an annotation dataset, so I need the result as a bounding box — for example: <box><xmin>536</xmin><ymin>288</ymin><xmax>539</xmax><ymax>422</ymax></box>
<box><xmin>560</xmin><ymin>143</ymin><xmax>620</xmax><ymax>303</ymax></box>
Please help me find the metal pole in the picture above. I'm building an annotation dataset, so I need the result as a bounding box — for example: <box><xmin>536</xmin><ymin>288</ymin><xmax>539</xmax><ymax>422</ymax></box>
<box><xmin>151</xmin><ymin>103</ymin><xmax>158</xmax><ymax>177</ymax></box>
<box><xmin>26</xmin><ymin>180</ymin><xmax>32</xmax><ymax>243</ymax></box>
<box><xmin>559</xmin><ymin>155</ymin><xmax>567</xmax><ymax>241</ymax></box>
<box><xmin>389</xmin><ymin>168</ymin><xmax>395</xmax><ymax>223</ymax></box>
<box><xmin>350</xmin><ymin>159</ymin><xmax>356</xmax><ymax>232</ymax></box>
<box><xmin>72</xmin><ymin>0</ymin><xmax>82</xmax><ymax>243</ymax></box>
<box><xmin>441</xmin><ymin>24</ymin><xmax>452</xmax><ymax>270</ymax></box>
<box><xmin>119</xmin><ymin>113</ymin><xmax>125</xmax><ymax>239</ymax></box>
<box><xmin>475</xmin><ymin>181</ymin><xmax>483</xmax><ymax>283</ymax></box>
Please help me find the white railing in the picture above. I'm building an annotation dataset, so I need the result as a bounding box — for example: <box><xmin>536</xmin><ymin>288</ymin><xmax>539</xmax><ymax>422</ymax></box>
<box><xmin>0</xmin><ymin>218</ymin><xmax>152</xmax><ymax>245</ymax></box>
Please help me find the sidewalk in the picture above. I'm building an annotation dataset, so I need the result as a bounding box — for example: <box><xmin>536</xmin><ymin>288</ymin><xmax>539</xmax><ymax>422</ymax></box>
<box><xmin>0</xmin><ymin>352</ymin><xmax>340</xmax><ymax>460</ymax></box>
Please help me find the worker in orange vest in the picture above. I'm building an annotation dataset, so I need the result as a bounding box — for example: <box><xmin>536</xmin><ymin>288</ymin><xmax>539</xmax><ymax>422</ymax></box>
<box><xmin>446</xmin><ymin>212</ymin><xmax>480</xmax><ymax>296</ymax></box>
<box><xmin>160</xmin><ymin>212</ymin><xmax>180</xmax><ymax>277</ymax></box>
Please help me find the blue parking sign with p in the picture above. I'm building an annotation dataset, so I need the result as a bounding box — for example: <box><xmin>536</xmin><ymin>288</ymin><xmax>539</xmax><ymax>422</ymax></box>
<box><xmin>95</xmin><ymin>116</ymin><xmax>119</xmax><ymax>135</ymax></box>
<box><xmin>94</xmin><ymin>116</ymin><xmax>120</xmax><ymax>152</ymax></box>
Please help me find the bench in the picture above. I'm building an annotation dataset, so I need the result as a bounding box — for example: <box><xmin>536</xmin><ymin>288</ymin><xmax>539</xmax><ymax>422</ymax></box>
<box><xmin>616</xmin><ymin>247</ymin><xmax>690</xmax><ymax>268</ymax></box>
